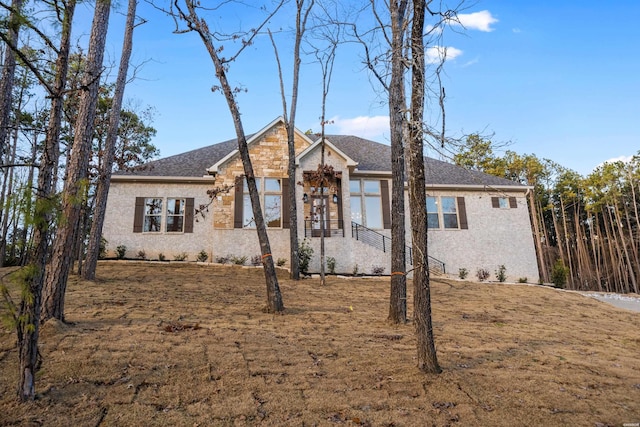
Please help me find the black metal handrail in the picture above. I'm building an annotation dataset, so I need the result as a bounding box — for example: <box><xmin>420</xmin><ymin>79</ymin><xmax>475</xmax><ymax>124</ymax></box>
<box><xmin>351</xmin><ymin>221</ymin><xmax>446</xmax><ymax>274</ymax></box>
<box><xmin>304</xmin><ymin>220</ymin><xmax>345</xmax><ymax>238</ymax></box>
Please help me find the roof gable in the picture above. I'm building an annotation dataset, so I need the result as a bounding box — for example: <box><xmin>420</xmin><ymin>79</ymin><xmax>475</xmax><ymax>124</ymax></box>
<box><xmin>296</xmin><ymin>136</ymin><xmax>358</xmax><ymax>168</ymax></box>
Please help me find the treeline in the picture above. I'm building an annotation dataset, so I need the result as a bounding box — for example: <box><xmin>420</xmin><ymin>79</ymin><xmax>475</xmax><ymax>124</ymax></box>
<box><xmin>455</xmin><ymin>134</ymin><xmax>640</xmax><ymax>293</ymax></box>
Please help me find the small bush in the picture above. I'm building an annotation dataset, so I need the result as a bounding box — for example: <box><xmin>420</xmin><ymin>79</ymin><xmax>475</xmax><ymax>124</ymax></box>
<box><xmin>158</xmin><ymin>253</ymin><xmax>166</xmax><ymax>261</ymax></box>
<box><xmin>552</xmin><ymin>259</ymin><xmax>568</xmax><ymax>289</ymax></box>
<box><xmin>352</xmin><ymin>264</ymin><xmax>359</xmax><ymax>276</ymax></box>
<box><xmin>196</xmin><ymin>250</ymin><xmax>209</xmax><ymax>263</ymax></box>
<box><xmin>173</xmin><ymin>252</ymin><xmax>188</xmax><ymax>261</ymax></box>
<box><xmin>215</xmin><ymin>254</ymin><xmax>230</xmax><ymax>264</ymax></box>
<box><xmin>326</xmin><ymin>256</ymin><xmax>336</xmax><ymax>274</ymax></box>
<box><xmin>458</xmin><ymin>268</ymin><xmax>469</xmax><ymax>280</ymax></box>
<box><xmin>136</xmin><ymin>250</ymin><xmax>146</xmax><ymax>260</ymax></box>
<box><xmin>231</xmin><ymin>255</ymin><xmax>248</xmax><ymax>265</ymax></box>
<box><xmin>251</xmin><ymin>255</ymin><xmax>261</xmax><ymax>266</ymax></box>
<box><xmin>276</xmin><ymin>257</ymin><xmax>287</xmax><ymax>267</ymax></box>
<box><xmin>371</xmin><ymin>265</ymin><xmax>385</xmax><ymax>275</ymax></box>
<box><xmin>518</xmin><ymin>277</ymin><xmax>528</xmax><ymax>283</ymax></box>
<box><xmin>99</xmin><ymin>237</ymin><xmax>108</xmax><ymax>260</ymax></box>
<box><xmin>115</xmin><ymin>245</ymin><xmax>126</xmax><ymax>260</ymax></box>
<box><xmin>298</xmin><ymin>239</ymin><xmax>313</xmax><ymax>275</ymax></box>
<box><xmin>495</xmin><ymin>265</ymin><xmax>507</xmax><ymax>282</ymax></box>
<box><xmin>476</xmin><ymin>268</ymin><xmax>490</xmax><ymax>282</ymax></box>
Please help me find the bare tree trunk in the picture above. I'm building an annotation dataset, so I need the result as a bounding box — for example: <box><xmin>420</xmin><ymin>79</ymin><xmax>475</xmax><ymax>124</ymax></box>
<box><xmin>42</xmin><ymin>0</ymin><xmax>111</xmax><ymax>322</ymax></box>
<box><xmin>388</xmin><ymin>0</ymin><xmax>408</xmax><ymax>324</ymax></box>
<box><xmin>16</xmin><ymin>0</ymin><xmax>76</xmax><ymax>400</ymax></box>
<box><xmin>0</xmin><ymin>115</ymin><xmax>18</xmax><ymax>266</ymax></box>
<box><xmin>181</xmin><ymin>1</ymin><xmax>283</xmax><ymax>312</ymax></box>
<box><xmin>408</xmin><ymin>0</ymin><xmax>440</xmax><ymax>374</ymax></box>
<box><xmin>84</xmin><ymin>0</ymin><xmax>138</xmax><ymax>281</ymax></box>
<box><xmin>528</xmin><ymin>189</ymin><xmax>548</xmax><ymax>283</ymax></box>
<box><xmin>0</xmin><ymin>0</ymin><xmax>23</xmax><ymax>160</ymax></box>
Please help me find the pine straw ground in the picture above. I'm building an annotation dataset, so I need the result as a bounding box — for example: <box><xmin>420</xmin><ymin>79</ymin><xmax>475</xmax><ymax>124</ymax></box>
<box><xmin>1</xmin><ymin>262</ymin><xmax>639</xmax><ymax>427</ymax></box>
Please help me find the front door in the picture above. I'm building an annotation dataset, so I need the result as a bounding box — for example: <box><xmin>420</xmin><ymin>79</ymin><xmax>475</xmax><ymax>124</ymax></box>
<box><xmin>311</xmin><ymin>196</ymin><xmax>330</xmax><ymax>237</ymax></box>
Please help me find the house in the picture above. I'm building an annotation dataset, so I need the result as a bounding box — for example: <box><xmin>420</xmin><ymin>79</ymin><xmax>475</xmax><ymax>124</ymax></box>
<box><xmin>103</xmin><ymin>117</ymin><xmax>540</xmax><ymax>281</ymax></box>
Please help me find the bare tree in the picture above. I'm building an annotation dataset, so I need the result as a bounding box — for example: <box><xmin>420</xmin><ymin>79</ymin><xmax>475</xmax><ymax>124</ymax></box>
<box><xmin>42</xmin><ymin>0</ymin><xmax>112</xmax><ymax>322</ymax></box>
<box><xmin>0</xmin><ymin>0</ymin><xmax>23</xmax><ymax>159</ymax></box>
<box><xmin>171</xmin><ymin>0</ymin><xmax>284</xmax><ymax>312</ymax></box>
<box><xmin>407</xmin><ymin>0</ymin><xmax>440</xmax><ymax>373</ymax></box>
<box><xmin>83</xmin><ymin>0</ymin><xmax>141</xmax><ymax>280</ymax></box>
<box><xmin>268</xmin><ymin>0</ymin><xmax>314</xmax><ymax>280</ymax></box>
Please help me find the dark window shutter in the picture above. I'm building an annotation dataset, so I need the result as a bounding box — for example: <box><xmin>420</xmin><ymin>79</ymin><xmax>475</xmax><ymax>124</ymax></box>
<box><xmin>133</xmin><ymin>197</ymin><xmax>144</xmax><ymax>233</ymax></box>
<box><xmin>234</xmin><ymin>176</ymin><xmax>244</xmax><ymax>228</ymax></box>
<box><xmin>457</xmin><ymin>197</ymin><xmax>468</xmax><ymax>229</ymax></box>
<box><xmin>337</xmin><ymin>178</ymin><xmax>343</xmax><ymax>229</ymax></box>
<box><xmin>282</xmin><ymin>178</ymin><xmax>290</xmax><ymax>229</ymax></box>
<box><xmin>491</xmin><ymin>197</ymin><xmax>500</xmax><ymax>208</ymax></box>
<box><xmin>184</xmin><ymin>198</ymin><xmax>194</xmax><ymax>233</ymax></box>
<box><xmin>509</xmin><ymin>196</ymin><xmax>518</xmax><ymax>209</ymax></box>
<box><xmin>380</xmin><ymin>179</ymin><xmax>391</xmax><ymax>229</ymax></box>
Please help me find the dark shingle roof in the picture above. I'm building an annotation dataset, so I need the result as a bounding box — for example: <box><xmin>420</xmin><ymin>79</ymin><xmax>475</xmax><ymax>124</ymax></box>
<box><xmin>117</xmin><ymin>132</ymin><xmax>522</xmax><ymax>188</ymax></box>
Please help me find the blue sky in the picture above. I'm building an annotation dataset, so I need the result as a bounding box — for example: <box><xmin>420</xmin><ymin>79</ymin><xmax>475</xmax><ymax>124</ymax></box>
<box><xmin>80</xmin><ymin>1</ymin><xmax>640</xmax><ymax>176</ymax></box>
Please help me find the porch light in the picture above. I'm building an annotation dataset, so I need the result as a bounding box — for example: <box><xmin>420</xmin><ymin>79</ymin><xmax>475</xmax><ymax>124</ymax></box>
<box><xmin>303</xmin><ymin>193</ymin><xmax>309</xmax><ymax>203</ymax></box>
<box><xmin>332</xmin><ymin>193</ymin><xmax>339</xmax><ymax>204</ymax></box>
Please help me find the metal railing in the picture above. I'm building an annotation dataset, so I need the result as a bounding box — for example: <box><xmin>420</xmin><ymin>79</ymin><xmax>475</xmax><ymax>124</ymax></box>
<box><xmin>351</xmin><ymin>221</ymin><xmax>446</xmax><ymax>274</ymax></box>
<box><xmin>304</xmin><ymin>220</ymin><xmax>345</xmax><ymax>238</ymax></box>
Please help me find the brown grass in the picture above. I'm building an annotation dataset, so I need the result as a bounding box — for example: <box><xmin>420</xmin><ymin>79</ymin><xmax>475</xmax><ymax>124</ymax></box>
<box><xmin>1</xmin><ymin>262</ymin><xmax>639</xmax><ymax>426</ymax></box>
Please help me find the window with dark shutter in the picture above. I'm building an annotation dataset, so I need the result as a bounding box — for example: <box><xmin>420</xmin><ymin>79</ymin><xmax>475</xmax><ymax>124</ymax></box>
<box><xmin>233</xmin><ymin>176</ymin><xmax>244</xmax><ymax>228</ymax></box>
<box><xmin>282</xmin><ymin>178</ymin><xmax>290</xmax><ymax>229</ymax></box>
<box><xmin>491</xmin><ymin>197</ymin><xmax>500</xmax><ymax>208</ymax></box>
<box><xmin>457</xmin><ymin>197</ymin><xmax>468</xmax><ymax>229</ymax></box>
<box><xmin>380</xmin><ymin>179</ymin><xmax>391</xmax><ymax>229</ymax></box>
<box><xmin>133</xmin><ymin>197</ymin><xmax>144</xmax><ymax>233</ymax></box>
<box><xmin>509</xmin><ymin>197</ymin><xmax>518</xmax><ymax>208</ymax></box>
<box><xmin>184</xmin><ymin>198</ymin><xmax>194</xmax><ymax>233</ymax></box>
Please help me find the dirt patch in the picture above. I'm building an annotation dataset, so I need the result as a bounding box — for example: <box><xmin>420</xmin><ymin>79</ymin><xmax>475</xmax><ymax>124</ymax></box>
<box><xmin>1</xmin><ymin>262</ymin><xmax>639</xmax><ymax>426</ymax></box>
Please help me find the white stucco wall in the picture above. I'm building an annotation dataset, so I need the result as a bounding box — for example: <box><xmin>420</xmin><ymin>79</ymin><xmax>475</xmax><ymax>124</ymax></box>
<box><xmin>413</xmin><ymin>190</ymin><xmax>540</xmax><ymax>282</ymax></box>
<box><xmin>103</xmin><ymin>180</ymin><xmax>216</xmax><ymax>261</ymax></box>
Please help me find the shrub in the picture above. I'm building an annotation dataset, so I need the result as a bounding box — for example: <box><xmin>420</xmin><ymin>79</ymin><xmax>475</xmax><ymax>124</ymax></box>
<box><xmin>552</xmin><ymin>259</ymin><xmax>568</xmax><ymax>289</ymax></box>
<box><xmin>231</xmin><ymin>255</ymin><xmax>248</xmax><ymax>265</ymax></box>
<box><xmin>173</xmin><ymin>252</ymin><xmax>188</xmax><ymax>261</ymax></box>
<box><xmin>136</xmin><ymin>250</ymin><xmax>146</xmax><ymax>260</ymax></box>
<box><xmin>276</xmin><ymin>257</ymin><xmax>287</xmax><ymax>267</ymax></box>
<box><xmin>371</xmin><ymin>265</ymin><xmax>385</xmax><ymax>275</ymax></box>
<box><xmin>298</xmin><ymin>239</ymin><xmax>313</xmax><ymax>275</ymax></box>
<box><xmin>196</xmin><ymin>250</ymin><xmax>209</xmax><ymax>263</ymax></box>
<box><xmin>476</xmin><ymin>268</ymin><xmax>490</xmax><ymax>282</ymax></box>
<box><xmin>99</xmin><ymin>237</ymin><xmax>108</xmax><ymax>260</ymax></box>
<box><xmin>215</xmin><ymin>254</ymin><xmax>230</xmax><ymax>264</ymax></box>
<box><xmin>352</xmin><ymin>264</ymin><xmax>359</xmax><ymax>276</ymax></box>
<box><xmin>251</xmin><ymin>255</ymin><xmax>261</xmax><ymax>266</ymax></box>
<box><xmin>326</xmin><ymin>256</ymin><xmax>336</xmax><ymax>274</ymax></box>
<box><xmin>158</xmin><ymin>253</ymin><xmax>166</xmax><ymax>261</ymax></box>
<box><xmin>458</xmin><ymin>268</ymin><xmax>469</xmax><ymax>280</ymax></box>
<box><xmin>495</xmin><ymin>265</ymin><xmax>507</xmax><ymax>282</ymax></box>
<box><xmin>518</xmin><ymin>277</ymin><xmax>528</xmax><ymax>283</ymax></box>
<box><xmin>115</xmin><ymin>245</ymin><xmax>126</xmax><ymax>260</ymax></box>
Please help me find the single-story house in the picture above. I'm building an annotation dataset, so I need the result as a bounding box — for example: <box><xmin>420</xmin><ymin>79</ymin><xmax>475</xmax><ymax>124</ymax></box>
<box><xmin>103</xmin><ymin>117</ymin><xmax>540</xmax><ymax>281</ymax></box>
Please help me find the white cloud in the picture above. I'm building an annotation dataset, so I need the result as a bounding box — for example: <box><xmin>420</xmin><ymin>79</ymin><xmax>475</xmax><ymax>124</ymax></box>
<box><xmin>512</xmin><ymin>28</ymin><xmax>522</xmax><ymax>34</ymax></box>
<box><xmin>455</xmin><ymin>10</ymin><xmax>498</xmax><ymax>32</ymax></box>
<box><xmin>603</xmin><ymin>155</ymin><xmax>633</xmax><ymax>165</ymax></box>
<box><xmin>330</xmin><ymin>115</ymin><xmax>389</xmax><ymax>140</ymax></box>
<box><xmin>426</xmin><ymin>46</ymin><xmax>463</xmax><ymax>64</ymax></box>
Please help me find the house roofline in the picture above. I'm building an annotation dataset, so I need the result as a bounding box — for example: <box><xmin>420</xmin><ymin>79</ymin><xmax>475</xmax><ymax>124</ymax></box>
<box><xmin>425</xmin><ymin>183</ymin><xmax>533</xmax><ymax>192</ymax></box>
<box><xmin>296</xmin><ymin>137</ymin><xmax>358</xmax><ymax>167</ymax></box>
<box><xmin>111</xmin><ymin>175</ymin><xmax>216</xmax><ymax>184</ymax></box>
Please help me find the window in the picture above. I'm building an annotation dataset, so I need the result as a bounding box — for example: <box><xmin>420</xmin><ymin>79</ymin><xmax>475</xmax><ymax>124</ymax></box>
<box><xmin>492</xmin><ymin>196</ymin><xmax>517</xmax><ymax>209</ymax></box>
<box><xmin>143</xmin><ymin>198</ymin><xmax>163</xmax><ymax>232</ymax></box>
<box><xmin>134</xmin><ymin>197</ymin><xmax>194</xmax><ymax>234</ymax></box>
<box><xmin>238</xmin><ymin>177</ymin><xmax>283</xmax><ymax>229</ymax></box>
<box><xmin>349</xmin><ymin>179</ymin><xmax>389</xmax><ymax>229</ymax></box>
<box><xmin>426</xmin><ymin>196</ymin><xmax>468</xmax><ymax>230</ymax></box>
<box><xmin>166</xmin><ymin>198</ymin><xmax>186</xmax><ymax>232</ymax></box>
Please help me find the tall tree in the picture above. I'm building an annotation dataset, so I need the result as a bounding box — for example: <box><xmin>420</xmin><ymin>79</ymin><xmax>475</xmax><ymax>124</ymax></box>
<box><xmin>407</xmin><ymin>0</ymin><xmax>440</xmax><ymax>373</ymax></box>
<box><xmin>42</xmin><ymin>0</ymin><xmax>112</xmax><ymax>322</ymax></box>
<box><xmin>387</xmin><ymin>0</ymin><xmax>408</xmax><ymax>323</ymax></box>
<box><xmin>83</xmin><ymin>0</ymin><xmax>139</xmax><ymax>280</ymax></box>
<box><xmin>269</xmin><ymin>0</ymin><xmax>314</xmax><ymax>280</ymax></box>
<box><xmin>173</xmin><ymin>0</ymin><xmax>284</xmax><ymax>312</ymax></box>
<box><xmin>0</xmin><ymin>0</ymin><xmax>23</xmax><ymax>159</ymax></box>
<box><xmin>14</xmin><ymin>0</ymin><xmax>77</xmax><ymax>400</ymax></box>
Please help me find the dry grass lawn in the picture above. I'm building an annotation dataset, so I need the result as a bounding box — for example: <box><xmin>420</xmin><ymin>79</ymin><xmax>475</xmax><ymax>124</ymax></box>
<box><xmin>1</xmin><ymin>262</ymin><xmax>639</xmax><ymax>426</ymax></box>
